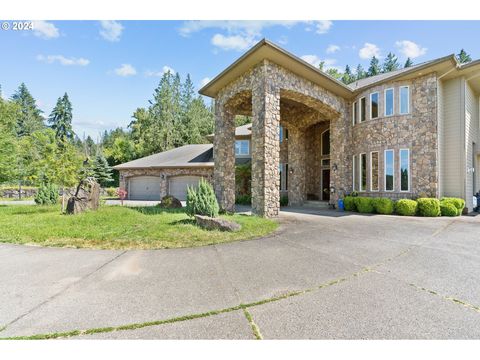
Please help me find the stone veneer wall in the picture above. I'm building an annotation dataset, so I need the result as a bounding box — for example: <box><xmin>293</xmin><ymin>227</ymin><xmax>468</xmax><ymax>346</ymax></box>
<box><xmin>350</xmin><ymin>73</ymin><xmax>438</xmax><ymax>198</ymax></box>
<box><xmin>119</xmin><ymin>168</ymin><xmax>213</xmax><ymax>199</ymax></box>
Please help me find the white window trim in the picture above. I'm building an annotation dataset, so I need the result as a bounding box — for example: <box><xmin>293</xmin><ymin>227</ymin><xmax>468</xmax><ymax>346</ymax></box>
<box><xmin>370</xmin><ymin>92</ymin><xmax>379</xmax><ymax>120</ymax></box>
<box><xmin>370</xmin><ymin>151</ymin><xmax>379</xmax><ymax>192</ymax></box>
<box><xmin>399</xmin><ymin>85</ymin><xmax>410</xmax><ymax>115</ymax></box>
<box><xmin>400</xmin><ymin>148</ymin><xmax>410</xmax><ymax>192</ymax></box>
<box><xmin>359</xmin><ymin>153</ymin><xmax>366</xmax><ymax>192</ymax></box>
<box><xmin>235</xmin><ymin>140</ymin><xmax>250</xmax><ymax>156</ymax></box>
<box><xmin>352</xmin><ymin>155</ymin><xmax>357</xmax><ymax>191</ymax></box>
<box><xmin>384</xmin><ymin>88</ymin><xmax>394</xmax><ymax>117</ymax></box>
<box><xmin>360</xmin><ymin>97</ymin><xmax>366</xmax><ymax>123</ymax></box>
<box><xmin>384</xmin><ymin>149</ymin><xmax>395</xmax><ymax>192</ymax></box>
<box><xmin>321</xmin><ymin>129</ymin><xmax>330</xmax><ymax>156</ymax></box>
<box><xmin>352</xmin><ymin>101</ymin><xmax>357</xmax><ymax>125</ymax></box>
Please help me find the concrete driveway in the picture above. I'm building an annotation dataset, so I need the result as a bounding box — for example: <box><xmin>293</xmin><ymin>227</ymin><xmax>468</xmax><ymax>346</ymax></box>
<box><xmin>1</xmin><ymin>209</ymin><xmax>480</xmax><ymax>339</ymax></box>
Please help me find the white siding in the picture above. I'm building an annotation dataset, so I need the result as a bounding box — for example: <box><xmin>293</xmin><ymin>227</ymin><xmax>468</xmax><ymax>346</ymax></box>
<box><xmin>437</xmin><ymin>80</ymin><xmax>444</xmax><ymax>197</ymax></box>
<box><xmin>465</xmin><ymin>81</ymin><xmax>480</xmax><ymax>210</ymax></box>
<box><xmin>441</xmin><ymin>78</ymin><xmax>463</xmax><ymax>198</ymax></box>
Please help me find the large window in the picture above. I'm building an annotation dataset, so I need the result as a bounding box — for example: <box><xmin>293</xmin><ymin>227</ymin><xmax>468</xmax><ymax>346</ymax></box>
<box><xmin>384</xmin><ymin>149</ymin><xmax>394</xmax><ymax>191</ymax></box>
<box><xmin>360</xmin><ymin>97</ymin><xmax>366</xmax><ymax>122</ymax></box>
<box><xmin>279</xmin><ymin>126</ymin><xmax>288</xmax><ymax>143</ymax></box>
<box><xmin>352</xmin><ymin>101</ymin><xmax>358</xmax><ymax>125</ymax></box>
<box><xmin>400</xmin><ymin>86</ymin><xmax>410</xmax><ymax>114</ymax></box>
<box><xmin>370</xmin><ymin>151</ymin><xmax>379</xmax><ymax>191</ymax></box>
<box><xmin>235</xmin><ymin>140</ymin><xmax>249</xmax><ymax>156</ymax></box>
<box><xmin>360</xmin><ymin>153</ymin><xmax>367</xmax><ymax>191</ymax></box>
<box><xmin>321</xmin><ymin>130</ymin><xmax>330</xmax><ymax>156</ymax></box>
<box><xmin>370</xmin><ymin>92</ymin><xmax>379</xmax><ymax>119</ymax></box>
<box><xmin>400</xmin><ymin>149</ymin><xmax>410</xmax><ymax>192</ymax></box>
<box><xmin>353</xmin><ymin>155</ymin><xmax>357</xmax><ymax>191</ymax></box>
<box><xmin>279</xmin><ymin>163</ymin><xmax>288</xmax><ymax>191</ymax></box>
<box><xmin>385</xmin><ymin>88</ymin><xmax>394</xmax><ymax>116</ymax></box>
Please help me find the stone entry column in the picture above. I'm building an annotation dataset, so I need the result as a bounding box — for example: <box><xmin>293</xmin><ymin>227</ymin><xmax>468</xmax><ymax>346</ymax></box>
<box><xmin>213</xmin><ymin>101</ymin><xmax>236</xmax><ymax>213</ymax></box>
<box><xmin>288</xmin><ymin>126</ymin><xmax>306</xmax><ymax>206</ymax></box>
<box><xmin>251</xmin><ymin>68</ymin><xmax>281</xmax><ymax>217</ymax></box>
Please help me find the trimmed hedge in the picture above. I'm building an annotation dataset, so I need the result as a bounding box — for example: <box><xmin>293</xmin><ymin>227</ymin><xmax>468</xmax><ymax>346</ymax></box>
<box><xmin>440</xmin><ymin>197</ymin><xmax>465</xmax><ymax>216</ymax></box>
<box><xmin>354</xmin><ymin>197</ymin><xmax>374</xmax><ymax>213</ymax></box>
<box><xmin>416</xmin><ymin>198</ymin><xmax>441</xmax><ymax>217</ymax></box>
<box><xmin>186</xmin><ymin>179</ymin><xmax>219</xmax><ymax>218</ymax></box>
<box><xmin>280</xmin><ymin>195</ymin><xmax>289</xmax><ymax>207</ymax></box>
<box><xmin>373</xmin><ymin>198</ymin><xmax>394</xmax><ymax>215</ymax></box>
<box><xmin>395</xmin><ymin>199</ymin><xmax>418</xmax><ymax>216</ymax></box>
<box><xmin>34</xmin><ymin>183</ymin><xmax>58</xmax><ymax>205</ymax></box>
<box><xmin>440</xmin><ymin>202</ymin><xmax>458</xmax><ymax>217</ymax></box>
<box><xmin>343</xmin><ymin>196</ymin><xmax>356</xmax><ymax>211</ymax></box>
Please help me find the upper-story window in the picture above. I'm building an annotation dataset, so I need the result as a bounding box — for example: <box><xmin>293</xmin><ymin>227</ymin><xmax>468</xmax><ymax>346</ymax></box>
<box><xmin>399</xmin><ymin>86</ymin><xmax>410</xmax><ymax>114</ymax></box>
<box><xmin>370</xmin><ymin>92</ymin><xmax>379</xmax><ymax>119</ymax></box>
<box><xmin>321</xmin><ymin>129</ymin><xmax>330</xmax><ymax>156</ymax></box>
<box><xmin>279</xmin><ymin>126</ymin><xmax>288</xmax><ymax>143</ymax></box>
<box><xmin>384</xmin><ymin>88</ymin><xmax>394</xmax><ymax>117</ymax></box>
<box><xmin>235</xmin><ymin>140</ymin><xmax>249</xmax><ymax>156</ymax></box>
<box><xmin>360</xmin><ymin>97</ymin><xmax>366</xmax><ymax>122</ymax></box>
<box><xmin>352</xmin><ymin>101</ymin><xmax>358</xmax><ymax>125</ymax></box>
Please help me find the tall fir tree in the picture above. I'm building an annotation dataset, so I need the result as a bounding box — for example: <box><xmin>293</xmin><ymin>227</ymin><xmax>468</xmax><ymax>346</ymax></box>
<box><xmin>341</xmin><ymin>65</ymin><xmax>355</xmax><ymax>84</ymax></box>
<box><xmin>10</xmin><ymin>83</ymin><xmax>45</xmax><ymax>136</ymax></box>
<box><xmin>48</xmin><ymin>93</ymin><xmax>74</xmax><ymax>143</ymax></box>
<box><xmin>404</xmin><ymin>58</ymin><xmax>414</xmax><ymax>68</ymax></box>
<box><xmin>367</xmin><ymin>56</ymin><xmax>381</xmax><ymax>77</ymax></box>
<box><xmin>91</xmin><ymin>152</ymin><xmax>113</xmax><ymax>186</ymax></box>
<box><xmin>457</xmin><ymin>49</ymin><xmax>472</xmax><ymax>64</ymax></box>
<box><xmin>382</xmin><ymin>52</ymin><xmax>400</xmax><ymax>73</ymax></box>
<box><xmin>325</xmin><ymin>68</ymin><xmax>343</xmax><ymax>80</ymax></box>
<box><xmin>355</xmin><ymin>64</ymin><xmax>367</xmax><ymax>80</ymax></box>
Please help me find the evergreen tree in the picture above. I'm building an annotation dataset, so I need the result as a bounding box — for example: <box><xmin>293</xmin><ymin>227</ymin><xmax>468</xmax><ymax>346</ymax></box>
<box><xmin>10</xmin><ymin>83</ymin><xmax>44</xmax><ymax>136</ymax></box>
<box><xmin>91</xmin><ymin>152</ymin><xmax>113</xmax><ymax>186</ymax></box>
<box><xmin>325</xmin><ymin>68</ymin><xmax>343</xmax><ymax>80</ymax></box>
<box><xmin>367</xmin><ymin>56</ymin><xmax>381</xmax><ymax>77</ymax></box>
<box><xmin>318</xmin><ymin>61</ymin><xmax>325</xmax><ymax>71</ymax></box>
<box><xmin>457</xmin><ymin>49</ymin><xmax>472</xmax><ymax>64</ymax></box>
<box><xmin>85</xmin><ymin>135</ymin><xmax>96</xmax><ymax>156</ymax></box>
<box><xmin>48</xmin><ymin>93</ymin><xmax>75</xmax><ymax>143</ymax></box>
<box><xmin>382</xmin><ymin>52</ymin><xmax>400</xmax><ymax>73</ymax></box>
<box><xmin>355</xmin><ymin>64</ymin><xmax>367</xmax><ymax>80</ymax></box>
<box><xmin>404</xmin><ymin>58</ymin><xmax>414</xmax><ymax>68</ymax></box>
<box><xmin>341</xmin><ymin>65</ymin><xmax>355</xmax><ymax>84</ymax></box>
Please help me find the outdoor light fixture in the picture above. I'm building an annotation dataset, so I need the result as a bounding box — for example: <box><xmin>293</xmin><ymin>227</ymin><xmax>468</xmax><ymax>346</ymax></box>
<box><xmin>289</xmin><ymin>167</ymin><xmax>294</xmax><ymax>174</ymax></box>
<box><xmin>330</xmin><ymin>186</ymin><xmax>336</xmax><ymax>194</ymax></box>
<box><xmin>332</xmin><ymin>163</ymin><xmax>338</xmax><ymax>172</ymax></box>
<box><xmin>161</xmin><ymin>174</ymin><xmax>165</xmax><ymax>179</ymax></box>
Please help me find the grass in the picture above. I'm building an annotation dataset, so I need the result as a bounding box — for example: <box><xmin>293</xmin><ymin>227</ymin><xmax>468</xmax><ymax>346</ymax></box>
<box><xmin>0</xmin><ymin>205</ymin><xmax>278</xmax><ymax>250</ymax></box>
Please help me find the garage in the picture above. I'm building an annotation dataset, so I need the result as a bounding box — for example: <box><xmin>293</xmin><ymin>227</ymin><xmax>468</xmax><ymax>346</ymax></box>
<box><xmin>128</xmin><ymin>176</ymin><xmax>161</xmax><ymax>200</ymax></box>
<box><xmin>168</xmin><ymin>176</ymin><xmax>203</xmax><ymax>201</ymax></box>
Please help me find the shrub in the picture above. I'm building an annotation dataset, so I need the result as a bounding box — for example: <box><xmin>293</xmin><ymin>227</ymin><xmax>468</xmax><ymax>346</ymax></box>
<box><xmin>440</xmin><ymin>197</ymin><xmax>465</xmax><ymax>216</ymax></box>
<box><xmin>354</xmin><ymin>197</ymin><xmax>374</xmax><ymax>213</ymax></box>
<box><xmin>235</xmin><ymin>194</ymin><xmax>251</xmax><ymax>205</ymax></box>
<box><xmin>416</xmin><ymin>198</ymin><xmax>441</xmax><ymax>217</ymax></box>
<box><xmin>280</xmin><ymin>195</ymin><xmax>289</xmax><ymax>207</ymax></box>
<box><xmin>34</xmin><ymin>183</ymin><xmax>58</xmax><ymax>205</ymax></box>
<box><xmin>440</xmin><ymin>202</ymin><xmax>458</xmax><ymax>217</ymax></box>
<box><xmin>395</xmin><ymin>199</ymin><xmax>418</xmax><ymax>216</ymax></box>
<box><xmin>185</xmin><ymin>179</ymin><xmax>219</xmax><ymax>218</ymax></box>
<box><xmin>105</xmin><ymin>187</ymin><xmax>117</xmax><ymax>197</ymax></box>
<box><xmin>373</xmin><ymin>198</ymin><xmax>394</xmax><ymax>215</ymax></box>
<box><xmin>343</xmin><ymin>196</ymin><xmax>356</xmax><ymax>211</ymax></box>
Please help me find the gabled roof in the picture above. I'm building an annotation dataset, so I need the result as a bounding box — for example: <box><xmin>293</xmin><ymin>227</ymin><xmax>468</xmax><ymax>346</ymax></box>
<box><xmin>113</xmin><ymin>144</ymin><xmax>213</xmax><ymax>170</ymax></box>
<box><xmin>206</xmin><ymin>122</ymin><xmax>252</xmax><ymax>140</ymax></box>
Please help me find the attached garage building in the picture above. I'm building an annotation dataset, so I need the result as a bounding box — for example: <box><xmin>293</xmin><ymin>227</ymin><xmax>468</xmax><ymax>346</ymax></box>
<box><xmin>114</xmin><ymin>144</ymin><xmax>214</xmax><ymax>201</ymax></box>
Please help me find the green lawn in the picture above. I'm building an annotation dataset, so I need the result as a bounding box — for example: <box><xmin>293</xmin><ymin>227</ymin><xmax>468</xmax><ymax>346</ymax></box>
<box><xmin>0</xmin><ymin>205</ymin><xmax>278</xmax><ymax>250</ymax></box>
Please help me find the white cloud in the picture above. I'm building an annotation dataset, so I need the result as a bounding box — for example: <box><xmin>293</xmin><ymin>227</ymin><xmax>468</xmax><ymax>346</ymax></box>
<box><xmin>395</xmin><ymin>40</ymin><xmax>427</xmax><ymax>59</ymax></box>
<box><xmin>145</xmin><ymin>65</ymin><xmax>176</xmax><ymax>77</ymax></box>
<box><xmin>99</xmin><ymin>20</ymin><xmax>124</xmax><ymax>42</ymax></box>
<box><xmin>278</xmin><ymin>36</ymin><xmax>288</xmax><ymax>45</ymax></box>
<box><xmin>211</xmin><ymin>34</ymin><xmax>256</xmax><ymax>51</ymax></box>
<box><xmin>114</xmin><ymin>64</ymin><xmax>136</xmax><ymax>77</ymax></box>
<box><xmin>200</xmin><ymin>77</ymin><xmax>211</xmax><ymax>87</ymax></box>
<box><xmin>326</xmin><ymin>44</ymin><xmax>340</xmax><ymax>54</ymax></box>
<box><xmin>359</xmin><ymin>43</ymin><xmax>381</xmax><ymax>59</ymax></box>
<box><xmin>36</xmin><ymin>54</ymin><xmax>90</xmax><ymax>66</ymax></box>
<box><xmin>315</xmin><ymin>20</ymin><xmax>333</xmax><ymax>34</ymax></box>
<box><xmin>31</xmin><ymin>21</ymin><xmax>59</xmax><ymax>39</ymax></box>
<box><xmin>300</xmin><ymin>55</ymin><xmax>338</xmax><ymax>70</ymax></box>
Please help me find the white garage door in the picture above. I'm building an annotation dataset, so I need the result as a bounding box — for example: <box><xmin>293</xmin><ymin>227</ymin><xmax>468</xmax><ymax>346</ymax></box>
<box><xmin>129</xmin><ymin>176</ymin><xmax>161</xmax><ymax>200</ymax></box>
<box><xmin>169</xmin><ymin>176</ymin><xmax>203</xmax><ymax>201</ymax></box>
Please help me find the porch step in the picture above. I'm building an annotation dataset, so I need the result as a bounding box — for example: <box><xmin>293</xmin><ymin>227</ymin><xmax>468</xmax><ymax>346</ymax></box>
<box><xmin>302</xmin><ymin>200</ymin><xmax>330</xmax><ymax>209</ymax></box>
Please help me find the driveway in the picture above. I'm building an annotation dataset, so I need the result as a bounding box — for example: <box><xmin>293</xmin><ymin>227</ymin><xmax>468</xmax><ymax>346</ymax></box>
<box><xmin>1</xmin><ymin>210</ymin><xmax>480</xmax><ymax>339</ymax></box>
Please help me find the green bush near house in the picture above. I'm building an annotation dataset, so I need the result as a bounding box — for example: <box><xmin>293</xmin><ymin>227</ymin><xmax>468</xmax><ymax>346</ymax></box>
<box><xmin>105</xmin><ymin>187</ymin><xmax>118</xmax><ymax>198</ymax></box>
<box><xmin>416</xmin><ymin>198</ymin><xmax>441</xmax><ymax>217</ymax></box>
<box><xmin>186</xmin><ymin>179</ymin><xmax>219</xmax><ymax>218</ymax></box>
<box><xmin>280</xmin><ymin>195</ymin><xmax>289</xmax><ymax>207</ymax></box>
<box><xmin>354</xmin><ymin>197</ymin><xmax>374</xmax><ymax>213</ymax></box>
<box><xmin>343</xmin><ymin>196</ymin><xmax>356</xmax><ymax>211</ymax></box>
<box><xmin>373</xmin><ymin>198</ymin><xmax>394</xmax><ymax>215</ymax></box>
<box><xmin>440</xmin><ymin>202</ymin><xmax>458</xmax><ymax>217</ymax></box>
<box><xmin>34</xmin><ymin>183</ymin><xmax>58</xmax><ymax>205</ymax></box>
<box><xmin>395</xmin><ymin>199</ymin><xmax>418</xmax><ymax>216</ymax></box>
<box><xmin>440</xmin><ymin>197</ymin><xmax>465</xmax><ymax>216</ymax></box>
<box><xmin>235</xmin><ymin>194</ymin><xmax>251</xmax><ymax>205</ymax></box>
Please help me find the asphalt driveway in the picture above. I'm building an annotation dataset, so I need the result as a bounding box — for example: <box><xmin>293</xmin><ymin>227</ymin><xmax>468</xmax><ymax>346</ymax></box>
<box><xmin>1</xmin><ymin>209</ymin><xmax>480</xmax><ymax>339</ymax></box>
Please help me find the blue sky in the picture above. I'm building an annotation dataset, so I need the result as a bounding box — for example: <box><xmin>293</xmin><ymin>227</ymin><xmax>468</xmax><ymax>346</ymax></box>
<box><xmin>1</xmin><ymin>20</ymin><xmax>479</xmax><ymax>139</ymax></box>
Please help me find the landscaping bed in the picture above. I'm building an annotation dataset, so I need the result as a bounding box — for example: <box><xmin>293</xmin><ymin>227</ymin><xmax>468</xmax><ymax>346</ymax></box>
<box><xmin>0</xmin><ymin>205</ymin><xmax>278</xmax><ymax>250</ymax></box>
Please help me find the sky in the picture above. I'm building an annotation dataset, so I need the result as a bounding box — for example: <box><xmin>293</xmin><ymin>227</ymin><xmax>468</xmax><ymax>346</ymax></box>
<box><xmin>1</xmin><ymin>20</ymin><xmax>479</xmax><ymax>139</ymax></box>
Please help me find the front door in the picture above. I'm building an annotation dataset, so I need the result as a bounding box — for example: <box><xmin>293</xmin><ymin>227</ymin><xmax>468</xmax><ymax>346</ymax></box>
<box><xmin>322</xmin><ymin>169</ymin><xmax>330</xmax><ymax>201</ymax></box>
